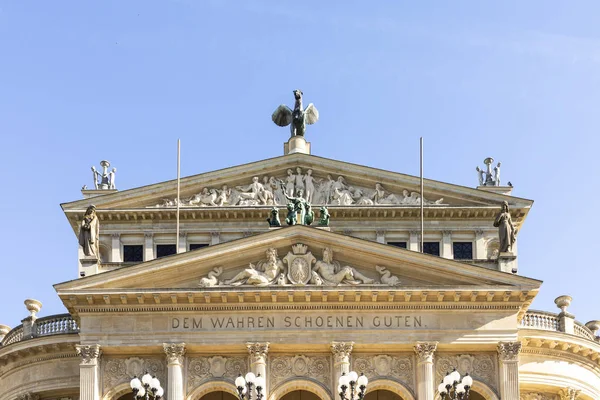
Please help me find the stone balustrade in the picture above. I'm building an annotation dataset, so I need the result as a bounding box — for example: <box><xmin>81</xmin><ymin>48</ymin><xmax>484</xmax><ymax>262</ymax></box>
<box><xmin>0</xmin><ymin>314</ymin><xmax>79</xmax><ymax>347</ymax></box>
<box><xmin>520</xmin><ymin>310</ymin><xmax>597</xmax><ymax>341</ymax></box>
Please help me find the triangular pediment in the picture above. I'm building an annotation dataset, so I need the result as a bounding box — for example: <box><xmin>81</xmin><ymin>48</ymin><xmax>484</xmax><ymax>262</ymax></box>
<box><xmin>56</xmin><ymin>226</ymin><xmax>540</xmax><ymax>301</ymax></box>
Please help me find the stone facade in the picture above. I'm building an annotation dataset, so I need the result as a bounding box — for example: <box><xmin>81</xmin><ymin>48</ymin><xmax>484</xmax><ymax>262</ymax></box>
<box><xmin>1</xmin><ymin>138</ymin><xmax>599</xmax><ymax>400</ymax></box>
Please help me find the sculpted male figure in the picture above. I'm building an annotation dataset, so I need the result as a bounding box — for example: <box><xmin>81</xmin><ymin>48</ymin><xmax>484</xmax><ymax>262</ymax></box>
<box><xmin>313</xmin><ymin>247</ymin><xmax>374</xmax><ymax>284</ymax></box>
<box><xmin>236</xmin><ymin>177</ymin><xmax>266</xmax><ymax>203</ymax></box>
<box><xmin>225</xmin><ymin>248</ymin><xmax>284</xmax><ymax>286</ymax></box>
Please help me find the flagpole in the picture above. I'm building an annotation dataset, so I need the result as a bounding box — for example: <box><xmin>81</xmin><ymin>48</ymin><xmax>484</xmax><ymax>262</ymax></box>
<box><xmin>176</xmin><ymin>139</ymin><xmax>181</xmax><ymax>253</ymax></box>
<box><xmin>420</xmin><ymin>137</ymin><xmax>424</xmax><ymax>253</ymax></box>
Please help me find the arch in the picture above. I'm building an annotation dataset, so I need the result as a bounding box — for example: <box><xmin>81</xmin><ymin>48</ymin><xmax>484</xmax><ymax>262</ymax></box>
<box><xmin>187</xmin><ymin>380</ymin><xmax>238</xmax><ymax>400</ymax></box>
<box><xmin>434</xmin><ymin>380</ymin><xmax>499</xmax><ymax>400</ymax></box>
<box><xmin>103</xmin><ymin>382</ymin><xmax>131</xmax><ymax>400</ymax></box>
<box><xmin>366</xmin><ymin>379</ymin><xmax>415</xmax><ymax>400</ymax></box>
<box><xmin>269</xmin><ymin>378</ymin><xmax>331</xmax><ymax>400</ymax></box>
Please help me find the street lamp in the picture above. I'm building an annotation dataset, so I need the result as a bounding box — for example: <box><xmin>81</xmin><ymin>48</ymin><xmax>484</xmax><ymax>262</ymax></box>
<box><xmin>338</xmin><ymin>371</ymin><xmax>368</xmax><ymax>400</ymax></box>
<box><xmin>235</xmin><ymin>372</ymin><xmax>266</xmax><ymax>400</ymax></box>
<box><xmin>130</xmin><ymin>371</ymin><xmax>164</xmax><ymax>399</ymax></box>
<box><xmin>438</xmin><ymin>369</ymin><xmax>473</xmax><ymax>400</ymax></box>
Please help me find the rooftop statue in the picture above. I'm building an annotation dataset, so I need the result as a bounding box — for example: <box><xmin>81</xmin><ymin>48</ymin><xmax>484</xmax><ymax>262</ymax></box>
<box><xmin>476</xmin><ymin>157</ymin><xmax>501</xmax><ymax>187</ymax></box>
<box><xmin>90</xmin><ymin>160</ymin><xmax>116</xmax><ymax>190</ymax></box>
<box><xmin>272</xmin><ymin>90</ymin><xmax>319</xmax><ymax>137</ymax></box>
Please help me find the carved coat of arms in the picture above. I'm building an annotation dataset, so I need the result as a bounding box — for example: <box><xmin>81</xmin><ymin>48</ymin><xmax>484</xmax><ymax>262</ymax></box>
<box><xmin>283</xmin><ymin>244</ymin><xmax>316</xmax><ymax>285</ymax></box>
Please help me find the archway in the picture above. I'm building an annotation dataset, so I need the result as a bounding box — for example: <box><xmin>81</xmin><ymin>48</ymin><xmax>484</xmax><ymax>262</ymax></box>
<box><xmin>187</xmin><ymin>381</ymin><xmax>239</xmax><ymax>400</ymax></box>
<box><xmin>366</xmin><ymin>379</ymin><xmax>415</xmax><ymax>400</ymax></box>
<box><xmin>280</xmin><ymin>390</ymin><xmax>322</xmax><ymax>400</ymax></box>
<box><xmin>198</xmin><ymin>391</ymin><xmax>239</xmax><ymax>400</ymax></box>
<box><xmin>434</xmin><ymin>379</ymin><xmax>499</xmax><ymax>400</ymax></box>
<box><xmin>269</xmin><ymin>379</ymin><xmax>330</xmax><ymax>400</ymax></box>
<box><xmin>365</xmin><ymin>389</ymin><xmax>405</xmax><ymax>400</ymax></box>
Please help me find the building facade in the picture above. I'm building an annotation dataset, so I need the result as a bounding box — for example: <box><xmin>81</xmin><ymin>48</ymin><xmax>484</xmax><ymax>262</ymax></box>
<box><xmin>1</xmin><ymin>136</ymin><xmax>599</xmax><ymax>400</ymax></box>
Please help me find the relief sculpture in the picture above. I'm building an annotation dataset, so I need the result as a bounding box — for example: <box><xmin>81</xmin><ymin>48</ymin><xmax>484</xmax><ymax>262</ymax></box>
<box><xmin>353</xmin><ymin>354</ymin><xmax>414</xmax><ymax>390</ymax></box>
<box><xmin>435</xmin><ymin>353</ymin><xmax>498</xmax><ymax>393</ymax></box>
<box><xmin>103</xmin><ymin>357</ymin><xmax>165</xmax><ymax>394</ymax></box>
<box><xmin>197</xmin><ymin>244</ymin><xmax>401</xmax><ymax>287</ymax></box>
<box><xmin>187</xmin><ymin>356</ymin><xmax>247</xmax><ymax>392</ymax></box>
<box><xmin>269</xmin><ymin>355</ymin><xmax>330</xmax><ymax>387</ymax></box>
<box><xmin>153</xmin><ymin>170</ymin><xmax>445</xmax><ymax>208</ymax></box>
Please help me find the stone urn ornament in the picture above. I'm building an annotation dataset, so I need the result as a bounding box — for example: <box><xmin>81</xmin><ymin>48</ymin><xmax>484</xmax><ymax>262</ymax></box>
<box><xmin>554</xmin><ymin>295</ymin><xmax>572</xmax><ymax>314</ymax></box>
<box><xmin>24</xmin><ymin>299</ymin><xmax>42</xmax><ymax>317</ymax></box>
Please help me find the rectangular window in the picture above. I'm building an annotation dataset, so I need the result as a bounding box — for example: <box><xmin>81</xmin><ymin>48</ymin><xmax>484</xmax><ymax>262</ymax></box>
<box><xmin>189</xmin><ymin>243</ymin><xmax>209</xmax><ymax>251</ymax></box>
<box><xmin>387</xmin><ymin>241</ymin><xmax>407</xmax><ymax>249</ymax></box>
<box><xmin>123</xmin><ymin>245</ymin><xmax>143</xmax><ymax>262</ymax></box>
<box><xmin>423</xmin><ymin>242</ymin><xmax>440</xmax><ymax>256</ymax></box>
<box><xmin>156</xmin><ymin>244</ymin><xmax>177</xmax><ymax>258</ymax></box>
<box><xmin>453</xmin><ymin>242</ymin><xmax>473</xmax><ymax>260</ymax></box>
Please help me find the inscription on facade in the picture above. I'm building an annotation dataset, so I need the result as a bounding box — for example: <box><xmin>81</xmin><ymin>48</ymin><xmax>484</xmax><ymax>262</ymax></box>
<box><xmin>171</xmin><ymin>312</ymin><xmax>428</xmax><ymax>331</ymax></box>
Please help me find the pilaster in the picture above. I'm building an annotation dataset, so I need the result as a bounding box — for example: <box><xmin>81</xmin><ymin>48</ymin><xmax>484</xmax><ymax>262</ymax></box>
<box><xmin>441</xmin><ymin>231</ymin><xmax>452</xmax><ymax>259</ymax></box>
<box><xmin>474</xmin><ymin>229</ymin><xmax>485</xmax><ymax>259</ymax></box>
<box><xmin>178</xmin><ymin>232</ymin><xmax>187</xmax><ymax>254</ymax></box>
<box><xmin>376</xmin><ymin>230</ymin><xmax>386</xmax><ymax>244</ymax></box>
<box><xmin>210</xmin><ymin>232</ymin><xmax>221</xmax><ymax>245</ymax></box>
<box><xmin>497</xmin><ymin>341</ymin><xmax>521</xmax><ymax>400</ymax></box>
<box><xmin>164</xmin><ymin>343</ymin><xmax>186</xmax><ymax>400</ymax></box>
<box><xmin>110</xmin><ymin>233</ymin><xmax>122</xmax><ymax>262</ymax></box>
<box><xmin>331</xmin><ymin>341</ymin><xmax>354</xmax><ymax>391</ymax></box>
<box><xmin>76</xmin><ymin>344</ymin><xmax>102</xmax><ymax>400</ymax></box>
<box><xmin>247</xmin><ymin>342</ymin><xmax>270</xmax><ymax>398</ymax></box>
<box><xmin>144</xmin><ymin>233</ymin><xmax>154</xmax><ymax>261</ymax></box>
<box><xmin>414</xmin><ymin>342</ymin><xmax>437</xmax><ymax>400</ymax></box>
<box><xmin>409</xmin><ymin>230</ymin><xmax>420</xmax><ymax>252</ymax></box>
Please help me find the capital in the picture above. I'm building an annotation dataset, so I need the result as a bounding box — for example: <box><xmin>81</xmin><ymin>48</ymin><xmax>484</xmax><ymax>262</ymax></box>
<box><xmin>330</xmin><ymin>341</ymin><xmax>354</xmax><ymax>359</ymax></box>
<box><xmin>497</xmin><ymin>341</ymin><xmax>522</xmax><ymax>361</ymax></box>
<box><xmin>414</xmin><ymin>342</ymin><xmax>437</xmax><ymax>362</ymax></box>
<box><xmin>163</xmin><ymin>343</ymin><xmax>186</xmax><ymax>364</ymax></box>
<box><xmin>75</xmin><ymin>344</ymin><xmax>101</xmax><ymax>365</ymax></box>
<box><xmin>16</xmin><ymin>394</ymin><xmax>40</xmax><ymax>400</ymax></box>
<box><xmin>247</xmin><ymin>342</ymin><xmax>270</xmax><ymax>363</ymax></box>
<box><xmin>558</xmin><ymin>388</ymin><xmax>581</xmax><ymax>400</ymax></box>
<box><xmin>442</xmin><ymin>230</ymin><xmax>453</xmax><ymax>237</ymax></box>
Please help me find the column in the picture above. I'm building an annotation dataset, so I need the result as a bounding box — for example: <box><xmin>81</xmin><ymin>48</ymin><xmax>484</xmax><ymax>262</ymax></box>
<box><xmin>110</xmin><ymin>233</ymin><xmax>122</xmax><ymax>262</ymax></box>
<box><xmin>247</xmin><ymin>342</ymin><xmax>270</xmax><ymax>398</ymax></box>
<box><xmin>441</xmin><ymin>231</ymin><xmax>452</xmax><ymax>259</ymax></box>
<box><xmin>164</xmin><ymin>343</ymin><xmax>186</xmax><ymax>400</ymax></box>
<box><xmin>474</xmin><ymin>230</ymin><xmax>485</xmax><ymax>259</ymax></box>
<box><xmin>178</xmin><ymin>232</ymin><xmax>187</xmax><ymax>254</ymax></box>
<box><xmin>331</xmin><ymin>341</ymin><xmax>354</xmax><ymax>390</ymax></box>
<box><xmin>414</xmin><ymin>342</ymin><xmax>437</xmax><ymax>400</ymax></box>
<box><xmin>409</xmin><ymin>230</ymin><xmax>420</xmax><ymax>251</ymax></box>
<box><xmin>76</xmin><ymin>344</ymin><xmax>102</xmax><ymax>400</ymax></box>
<box><xmin>144</xmin><ymin>233</ymin><xmax>154</xmax><ymax>261</ymax></box>
<box><xmin>497</xmin><ymin>341</ymin><xmax>521</xmax><ymax>400</ymax></box>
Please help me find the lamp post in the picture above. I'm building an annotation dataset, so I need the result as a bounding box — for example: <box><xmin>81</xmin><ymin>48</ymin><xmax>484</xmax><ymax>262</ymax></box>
<box><xmin>438</xmin><ymin>369</ymin><xmax>473</xmax><ymax>400</ymax></box>
<box><xmin>338</xmin><ymin>371</ymin><xmax>368</xmax><ymax>400</ymax></box>
<box><xmin>130</xmin><ymin>371</ymin><xmax>164</xmax><ymax>399</ymax></box>
<box><xmin>235</xmin><ymin>372</ymin><xmax>266</xmax><ymax>400</ymax></box>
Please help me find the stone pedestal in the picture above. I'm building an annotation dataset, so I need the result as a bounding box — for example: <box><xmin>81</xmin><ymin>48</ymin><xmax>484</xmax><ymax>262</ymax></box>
<box><xmin>76</xmin><ymin>344</ymin><xmax>101</xmax><ymax>400</ymax></box>
<box><xmin>331</xmin><ymin>342</ymin><xmax>354</xmax><ymax>391</ymax></box>
<box><xmin>164</xmin><ymin>343</ymin><xmax>186</xmax><ymax>400</ymax></box>
<box><xmin>80</xmin><ymin>257</ymin><xmax>100</xmax><ymax>276</ymax></box>
<box><xmin>81</xmin><ymin>189</ymin><xmax>118</xmax><ymax>199</ymax></box>
<box><xmin>497</xmin><ymin>341</ymin><xmax>521</xmax><ymax>400</ymax></box>
<box><xmin>284</xmin><ymin>136</ymin><xmax>311</xmax><ymax>155</ymax></box>
<box><xmin>476</xmin><ymin>186</ymin><xmax>513</xmax><ymax>196</ymax></box>
<box><xmin>498</xmin><ymin>252</ymin><xmax>517</xmax><ymax>273</ymax></box>
<box><xmin>248</xmin><ymin>343</ymin><xmax>270</xmax><ymax>398</ymax></box>
<box><xmin>414</xmin><ymin>342</ymin><xmax>437</xmax><ymax>400</ymax></box>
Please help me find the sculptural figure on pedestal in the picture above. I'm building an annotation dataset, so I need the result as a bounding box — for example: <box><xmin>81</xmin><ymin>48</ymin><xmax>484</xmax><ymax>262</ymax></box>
<box><xmin>272</xmin><ymin>90</ymin><xmax>319</xmax><ymax>137</ymax></box>
<box><xmin>494</xmin><ymin>201</ymin><xmax>516</xmax><ymax>253</ymax></box>
<box><xmin>318</xmin><ymin>206</ymin><xmax>330</xmax><ymax>226</ymax></box>
<box><xmin>78</xmin><ymin>205</ymin><xmax>99</xmax><ymax>258</ymax></box>
<box><xmin>476</xmin><ymin>157</ymin><xmax>502</xmax><ymax>187</ymax></box>
<box><xmin>267</xmin><ymin>207</ymin><xmax>282</xmax><ymax>227</ymax></box>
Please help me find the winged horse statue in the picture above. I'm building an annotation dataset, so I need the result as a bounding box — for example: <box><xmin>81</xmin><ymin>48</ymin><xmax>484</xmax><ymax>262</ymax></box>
<box><xmin>271</xmin><ymin>90</ymin><xmax>319</xmax><ymax>137</ymax></box>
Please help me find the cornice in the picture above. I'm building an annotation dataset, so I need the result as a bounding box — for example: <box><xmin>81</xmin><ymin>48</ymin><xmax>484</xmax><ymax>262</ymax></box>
<box><xmin>0</xmin><ymin>338</ymin><xmax>79</xmax><ymax>378</ymax></box>
<box><xmin>519</xmin><ymin>330</ymin><xmax>600</xmax><ymax>370</ymax></box>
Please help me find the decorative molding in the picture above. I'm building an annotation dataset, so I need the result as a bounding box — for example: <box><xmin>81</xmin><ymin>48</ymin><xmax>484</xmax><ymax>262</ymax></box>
<box><xmin>558</xmin><ymin>388</ymin><xmax>581</xmax><ymax>400</ymax></box>
<box><xmin>163</xmin><ymin>343</ymin><xmax>186</xmax><ymax>364</ymax></box>
<box><xmin>16</xmin><ymin>394</ymin><xmax>40</xmax><ymax>400</ymax></box>
<box><xmin>435</xmin><ymin>353</ymin><xmax>498</xmax><ymax>393</ymax></box>
<box><xmin>413</xmin><ymin>342</ymin><xmax>437</xmax><ymax>363</ymax></box>
<box><xmin>497</xmin><ymin>341</ymin><xmax>522</xmax><ymax>362</ymax></box>
<box><xmin>270</xmin><ymin>354</ymin><xmax>330</xmax><ymax>387</ymax></box>
<box><xmin>75</xmin><ymin>344</ymin><xmax>101</xmax><ymax>365</ymax></box>
<box><xmin>520</xmin><ymin>392</ymin><xmax>559</xmax><ymax>400</ymax></box>
<box><xmin>103</xmin><ymin>356</ymin><xmax>166</xmax><ymax>394</ymax></box>
<box><xmin>187</xmin><ymin>356</ymin><xmax>247</xmax><ymax>391</ymax></box>
<box><xmin>353</xmin><ymin>354</ymin><xmax>414</xmax><ymax>390</ymax></box>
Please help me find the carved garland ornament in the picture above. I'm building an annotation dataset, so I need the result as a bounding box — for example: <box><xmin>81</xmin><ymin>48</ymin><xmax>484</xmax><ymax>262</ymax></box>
<box><xmin>497</xmin><ymin>341</ymin><xmax>522</xmax><ymax>361</ymax></box>
<box><xmin>270</xmin><ymin>355</ymin><xmax>330</xmax><ymax>387</ymax></box>
<box><xmin>75</xmin><ymin>344</ymin><xmax>101</xmax><ymax>364</ymax></box>
<box><xmin>435</xmin><ymin>353</ymin><xmax>498</xmax><ymax>393</ymax></box>
<box><xmin>187</xmin><ymin>356</ymin><xmax>247</xmax><ymax>391</ymax></box>
<box><xmin>103</xmin><ymin>357</ymin><xmax>166</xmax><ymax>394</ymax></box>
<box><xmin>153</xmin><ymin>169</ymin><xmax>445</xmax><ymax>208</ymax></box>
<box><xmin>353</xmin><ymin>354</ymin><xmax>414</xmax><ymax>390</ymax></box>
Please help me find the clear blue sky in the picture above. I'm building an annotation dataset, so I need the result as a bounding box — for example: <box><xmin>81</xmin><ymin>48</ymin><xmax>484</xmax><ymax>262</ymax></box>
<box><xmin>1</xmin><ymin>1</ymin><xmax>599</xmax><ymax>328</ymax></box>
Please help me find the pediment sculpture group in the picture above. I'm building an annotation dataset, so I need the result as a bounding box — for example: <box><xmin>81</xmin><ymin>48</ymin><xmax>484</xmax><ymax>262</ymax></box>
<box><xmin>154</xmin><ymin>167</ymin><xmax>445</xmax><ymax>208</ymax></box>
<box><xmin>198</xmin><ymin>244</ymin><xmax>401</xmax><ymax>287</ymax></box>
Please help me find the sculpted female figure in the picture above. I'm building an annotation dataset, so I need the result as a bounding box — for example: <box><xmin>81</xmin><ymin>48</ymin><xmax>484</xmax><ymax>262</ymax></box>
<box><xmin>285</xmin><ymin>169</ymin><xmax>296</xmax><ymax>196</ymax></box>
<box><xmin>494</xmin><ymin>201</ymin><xmax>516</xmax><ymax>253</ymax></box>
<box><xmin>313</xmin><ymin>247</ymin><xmax>374</xmax><ymax>285</ymax></box>
<box><xmin>78</xmin><ymin>205</ymin><xmax>100</xmax><ymax>257</ymax></box>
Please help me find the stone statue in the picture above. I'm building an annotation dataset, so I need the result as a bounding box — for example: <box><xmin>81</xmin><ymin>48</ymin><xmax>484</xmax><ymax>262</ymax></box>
<box><xmin>280</xmin><ymin>181</ymin><xmax>310</xmax><ymax>225</ymax></box>
<box><xmin>318</xmin><ymin>206</ymin><xmax>330</xmax><ymax>226</ymax></box>
<box><xmin>285</xmin><ymin>169</ymin><xmax>295</xmax><ymax>197</ymax></box>
<box><xmin>303</xmin><ymin>169</ymin><xmax>317</xmax><ymax>203</ymax></box>
<box><xmin>90</xmin><ymin>160</ymin><xmax>114</xmax><ymax>190</ymax></box>
<box><xmin>304</xmin><ymin>203</ymin><xmax>314</xmax><ymax>225</ymax></box>
<box><xmin>267</xmin><ymin>207</ymin><xmax>281</xmax><ymax>227</ymax></box>
<box><xmin>236</xmin><ymin>177</ymin><xmax>266</xmax><ymax>204</ymax></box>
<box><xmin>271</xmin><ymin>90</ymin><xmax>319</xmax><ymax>137</ymax></box>
<box><xmin>224</xmin><ymin>248</ymin><xmax>285</xmax><ymax>286</ymax></box>
<box><xmin>198</xmin><ymin>267</ymin><xmax>223</xmax><ymax>287</ymax></box>
<box><xmin>476</xmin><ymin>157</ymin><xmax>502</xmax><ymax>186</ymax></box>
<box><xmin>312</xmin><ymin>247</ymin><xmax>374</xmax><ymax>285</ymax></box>
<box><xmin>78</xmin><ymin>205</ymin><xmax>99</xmax><ymax>258</ymax></box>
<box><xmin>493</xmin><ymin>201</ymin><xmax>516</xmax><ymax>253</ymax></box>
<box><xmin>285</xmin><ymin>203</ymin><xmax>297</xmax><ymax>225</ymax></box>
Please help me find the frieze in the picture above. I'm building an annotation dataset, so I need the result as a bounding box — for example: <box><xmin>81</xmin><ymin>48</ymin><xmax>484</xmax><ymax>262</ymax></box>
<box><xmin>270</xmin><ymin>354</ymin><xmax>330</xmax><ymax>387</ymax></box>
<box><xmin>102</xmin><ymin>356</ymin><xmax>166</xmax><ymax>394</ymax></box>
<box><xmin>435</xmin><ymin>353</ymin><xmax>498</xmax><ymax>393</ymax></box>
<box><xmin>353</xmin><ymin>354</ymin><xmax>414</xmax><ymax>390</ymax></box>
<box><xmin>197</xmin><ymin>244</ymin><xmax>401</xmax><ymax>287</ymax></box>
<box><xmin>153</xmin><ymin>169</ymin><xmax>445</xmax><ymax>208</ymax></box>
<box><xmin>187</xmin><ymin>356</ymin><xmax>247</xmax><ymax>391</ymax></box>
